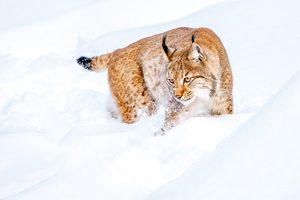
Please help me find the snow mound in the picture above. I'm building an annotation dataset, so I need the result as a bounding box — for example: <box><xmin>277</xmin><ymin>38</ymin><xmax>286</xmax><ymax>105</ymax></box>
<box><xmin>0</xmin><ymin>133</ymin><xmax>61</xmax><ymax>199</ymax></box>
<box><xmin>148</xmin><ymin>71</ymin><xmax>300</xmax><ymax>200</ymax></box>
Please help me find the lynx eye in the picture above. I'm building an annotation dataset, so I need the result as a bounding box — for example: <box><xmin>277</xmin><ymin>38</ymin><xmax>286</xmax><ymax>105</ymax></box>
<box><xmin>168</xmin><ymin>79</ymin><xmax>175</xmax><ymax>85</ymax></box>
<box><xmin>183</xmin><ymin>77</ymin><xmax>192</xmax><ymax>83</ymax></box>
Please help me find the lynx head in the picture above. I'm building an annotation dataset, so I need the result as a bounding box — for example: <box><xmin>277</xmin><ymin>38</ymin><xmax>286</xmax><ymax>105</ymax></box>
<box><xmin>162</xmin><ymin>35</ymin><xmax>216</xmax><ymax>104</ymax></box>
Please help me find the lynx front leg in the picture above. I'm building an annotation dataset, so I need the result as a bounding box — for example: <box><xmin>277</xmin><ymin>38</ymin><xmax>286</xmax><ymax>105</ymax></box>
<box><xmin>155</xmin><ymin>100</ymin><xmax>186</xmax><ymax>136</ymax></box>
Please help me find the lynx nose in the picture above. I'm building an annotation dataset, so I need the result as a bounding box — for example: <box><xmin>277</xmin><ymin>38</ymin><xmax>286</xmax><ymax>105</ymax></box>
<box><xmin>174</xmin><ymin>88</ymin><xmax>183</xmax><ymax>99</ymax></box>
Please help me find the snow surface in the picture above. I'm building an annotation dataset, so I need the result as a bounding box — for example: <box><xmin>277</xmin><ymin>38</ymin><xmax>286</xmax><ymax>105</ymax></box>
<box><xmin>148</xmin><ymin>72</ymin><xmax>300</xmax><ymax>200</ymax></box>
<box><xmin>0</xmin><ymin>0</ymin><xmax>300</xmax><ymax>199</ymax></box>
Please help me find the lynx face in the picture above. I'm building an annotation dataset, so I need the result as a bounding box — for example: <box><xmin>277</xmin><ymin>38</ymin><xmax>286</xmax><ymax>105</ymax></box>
<box><xmin>163</xmin><ymin>36</ymin><xmax>216</xmax><ymax>104</ymax></box>
<box><xmin>166</xmin><ymin>56</ymin><xmax>215</xmax><ymax>104</ymax></box>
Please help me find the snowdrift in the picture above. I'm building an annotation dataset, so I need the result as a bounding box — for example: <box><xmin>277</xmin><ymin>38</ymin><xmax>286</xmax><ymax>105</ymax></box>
<box><xmin>148</xmin><ymin>71</ymin><xmax>300</xmax><ymax>200</ymax></box>
<box><xmin>0</xmin><ymin>0</ymin><xmax>300</xmax><ymax>199</ymax></box>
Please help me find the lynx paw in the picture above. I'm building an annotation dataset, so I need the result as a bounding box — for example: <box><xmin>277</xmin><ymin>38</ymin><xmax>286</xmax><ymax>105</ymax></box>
<box><xmin>154</xmin><ymin>125</ymin><xmax>172</xmax><ymax>136</ymax></box>
<box><xmin>154</xmin><ymin>128</ymin><xmax>166</xmax><ymax>136</ymax></box>
<box><xmin>77</xmin><ymin>56</ymin><xmax>92</xmax><ymax>70</ymax></box>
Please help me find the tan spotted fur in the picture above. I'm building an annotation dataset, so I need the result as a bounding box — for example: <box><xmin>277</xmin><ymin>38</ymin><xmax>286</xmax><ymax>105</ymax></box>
<box><xmin>78</xmin><ymin>27</ymin><xmax>233</xmax><ymax>134</ymax></box>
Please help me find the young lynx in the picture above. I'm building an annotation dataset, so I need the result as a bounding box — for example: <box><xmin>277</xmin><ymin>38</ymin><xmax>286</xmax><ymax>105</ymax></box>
<box><xmin>77</xmin><ymin>27</ymin><xmax>233</xmax><ymax>135</ymax></box>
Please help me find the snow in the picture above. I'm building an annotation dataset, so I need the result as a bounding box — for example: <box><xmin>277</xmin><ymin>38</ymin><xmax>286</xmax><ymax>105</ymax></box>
<box><xmin>0</xmin><ymin>0</ymin><xmax>227</xmax><ymax>59</ymax></box>
<box><xmin>148</xmin><ymin>72</ymin><xmax>300</xmax><ymax>200</ymax></box>
<box><xmin>0</xmin><ymin>0</ymin><xmax>300</xmax><ymax>199</ymax></box>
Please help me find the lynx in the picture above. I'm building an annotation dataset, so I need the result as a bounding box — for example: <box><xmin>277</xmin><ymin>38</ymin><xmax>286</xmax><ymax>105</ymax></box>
<box><xmin>77</xmin><ymin>27</ymin><xmax>233</xmax><ymax>135</ymax></box>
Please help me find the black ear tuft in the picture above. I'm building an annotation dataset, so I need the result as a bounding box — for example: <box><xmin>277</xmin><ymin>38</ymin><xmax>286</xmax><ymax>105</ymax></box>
<box><xmin>191</xmin><ymin>35</ymin><xmax>195</xmax><ymax>43</ymax></box>
<box><xmin>77</xmin><ymin>56</ymin><xmax>92</xmax><ymax>70</ymax></box>
<box><xmin>162</xmin><ymin>35</ymin><xmax>177</xmax><ymax>60</ymax></box>
<box><xmin>162</xmin><ymin>35</ymin><xmax>168</xmax><ymax>55</ymax></box>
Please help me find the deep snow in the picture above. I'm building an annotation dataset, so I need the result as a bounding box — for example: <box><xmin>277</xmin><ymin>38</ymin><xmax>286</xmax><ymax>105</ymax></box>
<box><xmin>1</xmin><ymin>0</ymin><xmax>300</xmax><ymax>199</ymax></box>
<box><xmin>148</xmin><ymin>71</ymin><xmax>300</xmax><ymax>200</ymax></box>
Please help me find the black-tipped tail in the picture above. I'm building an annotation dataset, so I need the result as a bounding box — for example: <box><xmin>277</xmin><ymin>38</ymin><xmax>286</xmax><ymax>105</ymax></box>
<box><xmin>77</xmin><ymin>56</ymin><xmax>92</xmax><ymax>70</ymax></box>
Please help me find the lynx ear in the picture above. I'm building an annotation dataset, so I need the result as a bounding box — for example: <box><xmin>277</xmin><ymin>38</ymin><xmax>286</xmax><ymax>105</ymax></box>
<box><xmin>188</xmin><ymin>35</ymin><xmax>206</xmax><ymax>61</ymax></box>
<box><xmin>162</xmin><ymin>35</ymin><xmax>176</xmax><ymax>60</ymax></box>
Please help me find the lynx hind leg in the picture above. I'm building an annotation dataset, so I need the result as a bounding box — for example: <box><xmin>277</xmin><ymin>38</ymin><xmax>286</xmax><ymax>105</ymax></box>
<box><xmin>108</xmin><ymin>60</ymin><xmax>156</xmax><ymax>124</ymax></box>
<box><xmin>136</xmin><ymin>88</ymin><xmax>156</xmax><ymax>117</ymax></box>
<box><xmin>116</xmin><ymin>101</ymin><xmax>139</xmax><ymax>124</ymax></box>
<box><xmin>106</xmin><ymin>95</ymin><xmax>119</xmax><ymax>119</ymax></box>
